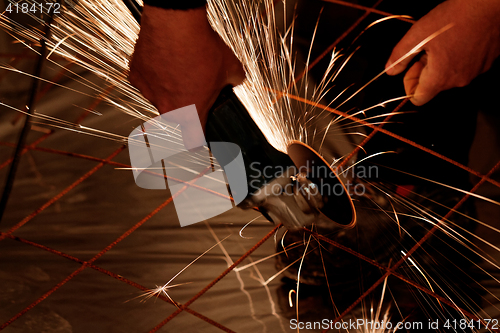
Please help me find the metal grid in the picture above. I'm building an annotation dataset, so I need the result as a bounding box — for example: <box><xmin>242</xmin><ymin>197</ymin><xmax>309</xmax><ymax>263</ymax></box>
<box><xmin>0</xmin><ymin>0</ymin><xmax>499</xmax><ymax>332</ymax></box>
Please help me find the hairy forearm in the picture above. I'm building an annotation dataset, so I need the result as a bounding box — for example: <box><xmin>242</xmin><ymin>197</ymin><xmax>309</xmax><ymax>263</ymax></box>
<box><xmin>128</xmin><ymin>4</ymin><xmax>244</xmax><ymax>148</ymax></box>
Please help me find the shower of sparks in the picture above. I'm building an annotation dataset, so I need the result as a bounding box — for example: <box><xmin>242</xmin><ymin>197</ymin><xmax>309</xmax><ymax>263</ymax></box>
<box><xmin>206</xmin><ymin>1</ymin><xmax>419</xmax><ymax>155</ymax></box>
<box><xmin>207</xmin><ymin>0</ymin><xmax>361</xmax><ymax>152</ymax></box>
<box><xmin>0</xmin><ymin>0</ymin><xmax>189</xmax><ymax>159</ymax></box>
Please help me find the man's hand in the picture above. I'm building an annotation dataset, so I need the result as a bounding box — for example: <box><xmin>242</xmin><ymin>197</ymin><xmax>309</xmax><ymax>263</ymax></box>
<box><xmin>129</xmin><ymin>5</ymin><xmax>245</xmax><ymax>148</ymax></box>
<box><xmin>385</xmin><ymin>0</ymin><xmax>500</xmax><ymax>106</ymax></box>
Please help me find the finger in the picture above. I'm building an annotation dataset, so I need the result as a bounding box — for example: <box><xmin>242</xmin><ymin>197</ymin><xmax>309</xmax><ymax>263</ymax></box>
<box><xmin>409</xmin><ymin>56</ymin><xmax>442</xmax><ymax>106</ymax></box>
<box><xmin>385</xmin><ymin>28</ymin><xmax>424</xmax><ymax>76</ymax></box>
<box><xmin>402</xmin><ymin>54</ymin><xmax>426</xmax><ymax>102</ymax></box>
<box><xmin>410</xmin><ymin>72</ymin><xmax>440</xmax><ymax>106</ymax></box>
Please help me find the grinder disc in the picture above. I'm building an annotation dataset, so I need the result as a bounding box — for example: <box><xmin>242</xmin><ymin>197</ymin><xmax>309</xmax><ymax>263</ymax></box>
<box><xmin>287</xmin><ymin>140</ymin><xmax>356</xmax><ymax>228</ymax></box>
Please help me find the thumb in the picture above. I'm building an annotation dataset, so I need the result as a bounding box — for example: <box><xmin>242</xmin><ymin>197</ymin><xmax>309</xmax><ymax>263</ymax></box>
<box><xmin>404</xmin><ymin>54</ymin><xmax>438</xmax><ymax>106</ymax></box>
<box><xmin>403</xmin><ymin>55</ymin><xmax>426</xmax><ymax>105</ymax></box>
<box><xmin>410</xmin><ymin>66</ymin><xmax>439</xmax><ymax>106</ymax></box>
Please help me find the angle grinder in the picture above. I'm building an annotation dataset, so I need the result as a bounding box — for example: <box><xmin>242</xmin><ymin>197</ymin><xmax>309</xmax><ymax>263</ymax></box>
<box><xmin>205</xmin><ymin>87</ymin><xmax>356</xmax><ymax>231</ymax></box>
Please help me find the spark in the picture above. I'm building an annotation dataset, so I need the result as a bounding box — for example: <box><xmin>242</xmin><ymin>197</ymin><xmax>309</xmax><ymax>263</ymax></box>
<box><xmin>1</xmin><ymin>0</ymin><xmax>394</xmax><ymax>166</ymax></box>
<box><xmin>262</xmin><ymin>247</ymin><xmax>317</xmax><ymax>286</ymax></box>
<box><xmin>294</xmin><ymin>231</ymin><xmax>313</xmax><ymax>330</ymax></box>
<box><xmin>207</xmin><ymin>0</ymin><xmax>370</xmax><ymax>152</ymax></box>
<box><xmin>339</xmin><ymin>151</ymin><xmax>397</xmax><ymax>176</ymax></box>
<box><xmin>233</xmin><ymin>241</ymin><xmax>303</xmax><ymax>273</ymax></box>
<box><xmin>138</xmin><ymin>234</ymin><xmax>231</xmax><ymax>305</ymax></box>
<box><xmin>382</xmin><ymin>164</ymin><xmax>500</xmax><ymax>208</ymax></box>
<box><xmin>335</xmin><ymin>23</ymin><xmax>455</xmax><ymax>110</ymax></box>
<box><xmin>238</xmin><ymin>216</ymin><xmax>261</xmax><ymax>239</ymax></box>
<box><xmin>288</xmin><ymin>289</ymin><xmax>296</xmax><ymax>307</ymax></box>
<box><xmin>356</xmin><ymin>275</ymin><xmax>398</xmax><ymax>333</ymax></box>
<box><xmin>138</xmin><ymin>282</ymin><xmax>192</xmax><ymax>305</ymax></box>
<box><xmin>401</xmin><ymin>250</ymin><xmax>439</xmax><ymax>306</ymax></box>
